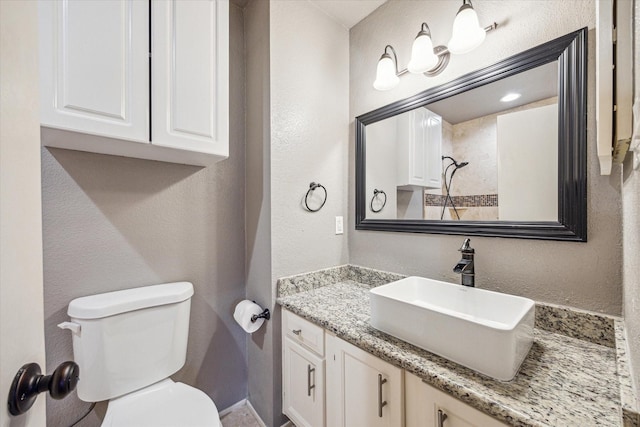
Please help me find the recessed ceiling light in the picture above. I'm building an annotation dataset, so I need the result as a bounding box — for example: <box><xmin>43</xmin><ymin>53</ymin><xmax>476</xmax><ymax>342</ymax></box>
<box><xmin>500</xmin><ymin>93</ymin><xmax>521</xmax><ymax>102</ymax></box>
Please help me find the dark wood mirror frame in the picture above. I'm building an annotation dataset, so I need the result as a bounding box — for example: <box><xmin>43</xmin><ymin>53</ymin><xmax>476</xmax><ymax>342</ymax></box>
<box><xmin>355</xmin><ymin>28</ymin><xmax>587</xmax><ymax>241</ymax></box>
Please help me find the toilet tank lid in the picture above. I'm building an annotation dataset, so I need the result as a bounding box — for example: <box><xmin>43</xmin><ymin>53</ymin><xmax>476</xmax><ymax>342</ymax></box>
<box><xmin>68</xmin><ymin>282</ymin><xmax>194</xmax><ymax>319</ymax></box>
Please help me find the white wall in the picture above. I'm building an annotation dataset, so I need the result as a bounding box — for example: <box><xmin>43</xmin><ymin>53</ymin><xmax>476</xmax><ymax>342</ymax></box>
<box><xmin>270</xmin><ymin>0</ymin><xmax>349</xmax><ymax>282</ymax></box>
<box><xmin>366</xmin><ymin>118</ymin><xmax>397</xmax><ymax>219</ymax></box>
<box><xmin>0</xmin><ymin>2</ymin><xmax>47</xmax><ymax>426</ymax></box>
<box><xmin>349</xmin><ymin>0</ymin><xmax>623</xmax><ymax>314</ymax></box>
<box><xmin>497</xmin><ymin>104</ymin><xmax>558</xmax><ymax>221</ymax></box>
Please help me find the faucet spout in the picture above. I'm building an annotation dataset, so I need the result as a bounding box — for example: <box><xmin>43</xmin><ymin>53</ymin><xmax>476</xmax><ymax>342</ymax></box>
<box><xmin>453</xmin><ymin>258</ymin><xmax>472</xmax><ymax>274</ymax></box>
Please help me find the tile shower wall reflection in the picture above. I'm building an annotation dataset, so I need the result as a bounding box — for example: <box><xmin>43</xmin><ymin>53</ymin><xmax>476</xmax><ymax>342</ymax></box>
<box><xmin>425</xmin><ymin>97</ymin><xmax>557</xmax><ymax>221</ymax></box>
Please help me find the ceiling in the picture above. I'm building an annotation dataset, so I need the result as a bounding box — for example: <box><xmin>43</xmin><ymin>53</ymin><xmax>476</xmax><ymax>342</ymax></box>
<box><xmin>308</xmin><ymin>0</ymin><xmax>387</xmax><ymax>29</ymax></box>
<box><xmin>426</xmin><ymin>61</ymin><xmax>559</xmax><ymax>125</ymax></box>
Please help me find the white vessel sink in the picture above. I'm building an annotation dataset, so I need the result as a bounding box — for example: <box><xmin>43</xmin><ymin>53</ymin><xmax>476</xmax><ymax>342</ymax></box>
<box><xmin>370</xmin><ymin>276</ymin><xmax>535</xmax><ymax>381</ymax></box>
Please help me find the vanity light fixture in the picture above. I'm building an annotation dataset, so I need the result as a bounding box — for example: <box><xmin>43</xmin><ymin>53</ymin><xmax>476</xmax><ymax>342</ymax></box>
<box><xmin>448</xmin><ymin>0</ymin><xmax>488</xmax><ymax>54</ymax></box>
<box><xmin>407</xmin><ymin>23</ymin><xmax>440</xmax><ymax>74</ymax></box>
<box><xmin>373</xmin><ymin>0</ymin><xmax>497</xmax><ymax>91</ymax></box>
<box><xmin>500</xmin><ymin>93</ymin><xmax>522</xmax><ymax>102</ymax></box>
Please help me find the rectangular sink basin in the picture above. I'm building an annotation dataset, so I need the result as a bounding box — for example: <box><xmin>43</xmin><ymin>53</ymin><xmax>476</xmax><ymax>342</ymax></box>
<box><xmin>370</xmin><ymin>276</ymin><xmax>535</xmax><ymax>381</ymax></box>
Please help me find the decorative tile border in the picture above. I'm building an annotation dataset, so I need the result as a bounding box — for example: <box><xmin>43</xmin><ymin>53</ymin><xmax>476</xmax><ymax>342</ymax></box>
<box><xmin>425</xmin><ymin>193</ymin><xmax>498</xmax><ymax>207</ymax></box>
<box><xmin>615</xmin><ymin>321</ymin><xmax>640</xmax><ymax>427</ymax></box>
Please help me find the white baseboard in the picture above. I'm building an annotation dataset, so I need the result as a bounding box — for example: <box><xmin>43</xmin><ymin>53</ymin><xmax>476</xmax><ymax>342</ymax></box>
<box><xmin>219</xmin><ymin>398</ymin><xmax>248</xmax><ymax>418</ymax></box>
<box><xmin>219</xmin><ymin>398</ymin><xmax>292</xmax><ymax>427</ymax></box>
<box><xmin>245</xmin><ymin>400</ymin><xmax>268</xmax><ymax>427</ymax></box>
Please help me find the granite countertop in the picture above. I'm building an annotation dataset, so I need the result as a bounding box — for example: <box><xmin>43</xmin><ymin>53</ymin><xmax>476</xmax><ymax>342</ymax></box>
<box><xmin>276</xmin><ymin>265</ymin><xmax>638</xmax><ymax>427</ymax></box>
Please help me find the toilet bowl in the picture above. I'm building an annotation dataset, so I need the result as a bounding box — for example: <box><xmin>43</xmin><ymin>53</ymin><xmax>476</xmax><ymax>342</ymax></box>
<box><xmin>60</xmin><ymin>282</ymin><xmax>221</xmax><ymax>427</ymax></box>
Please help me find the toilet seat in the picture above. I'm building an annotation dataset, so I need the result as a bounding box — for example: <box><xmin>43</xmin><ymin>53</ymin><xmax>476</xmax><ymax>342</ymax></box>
<box><xmin>102</xmin><ymin>379</ymin><xmax>221</xmax><ymax>427</ymax></box>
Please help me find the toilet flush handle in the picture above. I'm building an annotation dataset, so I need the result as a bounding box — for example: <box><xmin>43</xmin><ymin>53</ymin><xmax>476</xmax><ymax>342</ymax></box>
<box><xmin>58</xmin><ymin>321</ymin><xmax>81</xmax><ymax>335</ymax></box>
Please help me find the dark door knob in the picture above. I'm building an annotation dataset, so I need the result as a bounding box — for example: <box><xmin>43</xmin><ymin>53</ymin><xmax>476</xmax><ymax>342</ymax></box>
<box><xmin>7</xmin><ymin>361</ymin><xmax>80</xmax><ymax>415</ymax></box>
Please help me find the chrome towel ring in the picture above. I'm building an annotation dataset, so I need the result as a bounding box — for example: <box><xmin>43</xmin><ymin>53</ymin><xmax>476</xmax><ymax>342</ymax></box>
<box><xmin>304</xmin><ymin>182</ymin><xmax>327</xmax><ymax>212</ymax></box>
<box><xmin>370</xmin><ymin>189</ymin><xmax>387</xmax><ymax>213</ymax></box>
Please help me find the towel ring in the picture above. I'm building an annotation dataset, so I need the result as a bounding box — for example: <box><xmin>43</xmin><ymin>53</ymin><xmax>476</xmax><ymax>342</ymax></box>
<box><xmin>304</xmin><ymin>182</ymin><xmax>327</xmax><ymax>212</ymax></box>
<box><xmin>370</xmin><ymin>189</ymin><xmax>387</xmax><ymax>213</ymax></box>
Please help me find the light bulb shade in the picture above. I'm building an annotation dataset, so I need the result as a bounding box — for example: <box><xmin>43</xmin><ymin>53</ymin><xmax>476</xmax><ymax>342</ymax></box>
<box><xmin>448</xmin><ymin>4</ymin><xmax>486</xmax><ymax>54</ymax></box>
<box><xmin>407</xmin><ymin>34</ymin><xmax>439</xmax><ymax>74</ymax></box>
<box><xmin>373</xmin><ymin>55</ymin><xmax>399</xmax><ymax>91</ymax></box>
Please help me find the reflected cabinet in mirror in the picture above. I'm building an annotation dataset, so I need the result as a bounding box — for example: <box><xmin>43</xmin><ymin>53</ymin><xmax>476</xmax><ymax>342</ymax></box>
<box><xmin>356</xmin><ymin>28</ymin><xmax>587</xmax><ymax>241</ymax></box>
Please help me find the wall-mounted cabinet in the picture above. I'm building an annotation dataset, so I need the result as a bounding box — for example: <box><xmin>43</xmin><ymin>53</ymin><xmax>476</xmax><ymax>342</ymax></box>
<box><xmin>396</xmin><ymin>108</ymin><xmax>442</xmax><ymax>190</ymax></box>
<box><xmin>38</xmin><ymin>0</ymin><xmax>228</xmax><ymax>166</ymax></box>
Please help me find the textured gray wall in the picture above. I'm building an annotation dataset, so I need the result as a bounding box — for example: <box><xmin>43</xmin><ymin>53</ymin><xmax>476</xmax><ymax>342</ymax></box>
<box><xmin>270</xmin><ymin>0</ymin><xmax>350</xmax><ymax>282</ymax></box>
<box><xmin>244</xmin><ymin>0</ymin><xmax>277</xmax><ymax>425</ymax></box>
<box><xmin>622</xmin><ymin>0</ymin><xmax>640</xmax><ymax>403</ymax></box>
<box><xmin>349</xmin><ymin>0</ymin><xmax>623</xmax><ymax>315</ymax></box>
<box><xmin>42</xmin><ymin>4</ymin><xmax>247</xmax><ymax>425</ymax></box>
<box><xmin>245</xmin><ymin>2</ymin><xmax>350</xmax><ymax>426</ymax></box>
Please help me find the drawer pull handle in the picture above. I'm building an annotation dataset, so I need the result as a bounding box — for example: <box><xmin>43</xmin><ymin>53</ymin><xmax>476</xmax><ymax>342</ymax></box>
<box><xmin>307</xmin><ymin>365</ymin><xmax>315</xmax><ymax>396</ymax></box>
<box><xmin>292</xmin><ymin>329</ymin><xmax>302</xmax><ymax>335</ymax></box>
<box><xmin>437</xmin><ymin>409</ymin><xmax>448</xmax><ymax>427</ymax></box>
<box><xmin>377</xmin><ymin>374</ymin><xmax>387</xmax><ymax>417</ymax></box>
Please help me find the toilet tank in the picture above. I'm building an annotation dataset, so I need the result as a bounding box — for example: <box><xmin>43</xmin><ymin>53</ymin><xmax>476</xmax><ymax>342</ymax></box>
<box><xmin>64</xmin><ymin>282</ymin><xmax>194</xmax><ymax>402</ymax></box>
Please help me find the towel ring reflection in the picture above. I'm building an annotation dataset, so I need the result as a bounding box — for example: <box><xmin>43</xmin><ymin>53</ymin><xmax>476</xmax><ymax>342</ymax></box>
<box><xmin>370</xmin><ymin>189</ymin><xmax>387</xmax><ymax>213</ymax></box>
<box><xmin>304</xmin><ymin>182</ymin><xmax>327</xmax><ymax>212</ymax></box>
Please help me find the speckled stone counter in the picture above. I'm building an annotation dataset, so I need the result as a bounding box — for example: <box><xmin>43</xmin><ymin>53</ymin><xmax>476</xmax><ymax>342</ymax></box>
<box><xmin>276</xmin><ymin>265</ymin><xmax>639</xmax><ymax>427</ymax></box>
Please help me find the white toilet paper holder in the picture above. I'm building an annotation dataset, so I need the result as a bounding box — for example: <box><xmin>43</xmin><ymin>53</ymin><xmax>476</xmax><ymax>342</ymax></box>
<box><xmin>251</xmin><ymin>302</ymin><xmax>270</xmax><ymax>323</ymax></box>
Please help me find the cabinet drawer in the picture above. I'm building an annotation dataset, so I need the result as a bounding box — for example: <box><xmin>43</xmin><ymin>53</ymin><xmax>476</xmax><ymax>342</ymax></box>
<box><xmin>405</xmin><ymin>372</ymin><xmax>507</xmax><ymax>427</ymax></box>
<box><xmin>283</xmin><ymin>310</ymin><xmax>324</xmax><ymax>356</ymax></box>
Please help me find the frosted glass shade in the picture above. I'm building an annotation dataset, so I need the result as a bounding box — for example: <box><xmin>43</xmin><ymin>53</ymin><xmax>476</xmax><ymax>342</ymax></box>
<box><xmin>407</xmin><ymin>34</ymin><xmax>439</xmax><ymax>74</ymax></box>
<box><xmin>448</xmin><ymin>5</ymin><xmax>486</xmax><ymax>54</ymax></box>
<box><xmin>373</xmin><ymin>55</ymin><xmax>399</xmax><ymax>91</ymax></box>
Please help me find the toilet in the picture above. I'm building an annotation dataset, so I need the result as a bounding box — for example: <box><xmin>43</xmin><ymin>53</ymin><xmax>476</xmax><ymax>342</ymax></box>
<box><xmin>59</xmin><ymin>282</ymin><xmax>221</xmax><ymax>427</ymax></box>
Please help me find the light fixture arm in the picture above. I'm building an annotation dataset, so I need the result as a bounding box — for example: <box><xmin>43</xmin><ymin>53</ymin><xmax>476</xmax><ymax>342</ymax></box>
<box><xmin>387</xmin><ymin>24</ymin><xmax>497</xmax><ymax>79</ymax></box>
<box><xmin>484</xmin><ymin>22</ymin><xmax>498</xmax><ymax>33</ymax></box>
<box><xmin>437</xmin><ymin>23</ymin><xmax>498</xmax><ymax>57</ymax></box>
<box><xmin>417</xmin><ymin>22</ymin><xmax>432</xmax><ymax>38</ymax></box>
<box><xmin>381</xmin><ymin>45</ymin><xmax>407</xmax><ymax>77</ymax></box>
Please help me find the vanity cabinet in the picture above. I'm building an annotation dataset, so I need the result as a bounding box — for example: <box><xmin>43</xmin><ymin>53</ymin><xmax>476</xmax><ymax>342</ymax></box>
<box><xmin>396</xmin><ymin>108</ymin><xmax>442</xmax><ymax>190</ymax></box>
<box><xmin>282</xmin><ymin>310</ymin><xmax>325</xmax><ymax>427</ymax></box>
<box><xmin>282</xmin><ymin>309</ymin><xmax>505</xmax><ymax>427</ymax></box>
<box><xmin>325</xmin><ymin>334</ymin><xmax>403</xmax><ymax>427</ymax></box>
<box><xmin>38</xmin><ymin>0</ymin><xmax>229</xmax><ymax>166</ymax></box>
<box><xmin>405</xmin><ymin>372</ymin><xmax>507</xmax><ymax>427</ymax></box>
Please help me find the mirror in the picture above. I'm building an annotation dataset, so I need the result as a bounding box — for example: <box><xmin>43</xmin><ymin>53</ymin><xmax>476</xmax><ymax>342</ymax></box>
<box><xmin>356</xmin><ymin>28</ymin><xmax>587</xmax><ymax>241</ymax></box>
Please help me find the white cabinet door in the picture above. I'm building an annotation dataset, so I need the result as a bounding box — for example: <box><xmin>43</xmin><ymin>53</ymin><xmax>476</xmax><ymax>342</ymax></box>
<box><xmin>424</xmin><ymin>112</ymin><xmax>443</xmax><ymax>189</ymax></box>
<box><xmin>151</xmin><ymin>0</ymin><xmax>229</xmax><ymax>161</ymax></box>
<box><xmin>326</xmin><ymin>334</ymin><xmax>403</xmax><ymax>427</ymax></box>
<box><xmin>405</xmin><ymin>373</ymin><xmax>507</xmax><ymax>427</ymax></box>
<box><xmin>283</xmin><ymin>337</ymin><xmax>325</xmax><ymax>427</ymax></box>
<box><xmin>397</xmin><ymin>108</ymin><xmax>442</xmax><ymax>190</ymax></box>
<box><xmin>39</xmin><ymin>0</ymin><xmax>149</xmax><ymax>142</ymax></box>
